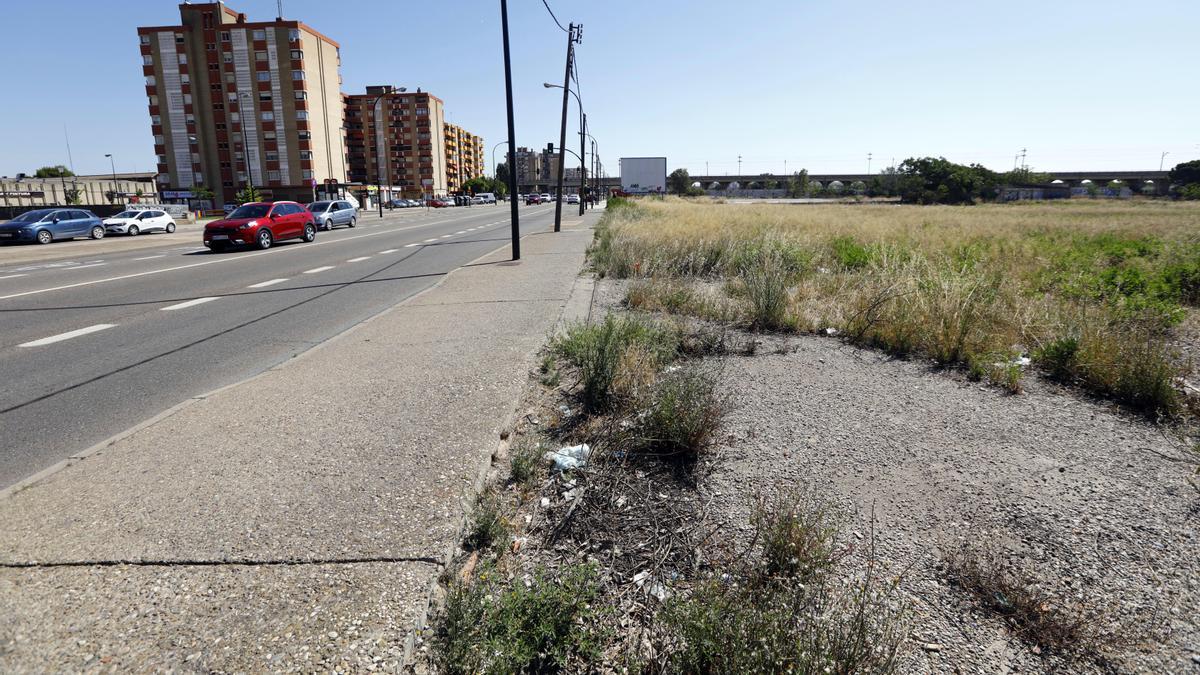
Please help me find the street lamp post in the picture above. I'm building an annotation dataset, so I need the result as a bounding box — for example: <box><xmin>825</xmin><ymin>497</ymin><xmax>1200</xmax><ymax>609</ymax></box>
<box><xmin>369</xmin><ymin>87</ymin><xmax>399</xmax><ymax>219</ymax></box>
<box><xmin>500</xmin><ymin>0</ymin><xmax>520</xmax><ymax>259</ymax></box>
<box><xmin>237</xmin><ymin>92</ymin><xmax>258</xmax><ymax>198</ymax></box>
<box><xmin>104</xmin><ymin>154</ymin><xmax>118</xmax><ymax>204</ymax></box>
<box><xmin>543</xmin><ymin>82</ymin><xmax>585</xmax><ymax>218</ymax></box>
<box><xmin>492</xmin><ymin>140</ymin><xmax>508</xmax><ymax>180</ymax></box>
<box><xmin>1160</xmin><ymin>151</ymin><xmax>1169</xmax><ymax>172</ymax></box>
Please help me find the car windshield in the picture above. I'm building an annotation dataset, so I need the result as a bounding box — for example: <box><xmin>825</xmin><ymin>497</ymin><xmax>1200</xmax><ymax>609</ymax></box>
<box><xmin>228</xmin><ymin>204</ymin><xmax>270</xmax><ymax>219</ymax></box>
<box><xmin>11</xmin><ymin>210</ymin><xmax>54</xmax><ymax>223</ymax></box>
<box><xmin>307</xmin><ymin>202</ymin><xmax>331</xmax><ymax>212</ymax></box>
<box><xmin>113</xmin><ymin>210</ymin><xmax>139</xmax><ymax>219</ymax></box>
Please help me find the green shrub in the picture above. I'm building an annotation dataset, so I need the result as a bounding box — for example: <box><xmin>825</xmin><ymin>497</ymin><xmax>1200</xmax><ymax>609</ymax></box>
<box><xmin>1035</xmin><ymin>336</ymin><xmax>1080</xmax><ymax>381</ymax></box>
<box><xmin>509</xmin><ymin>439</ymin><xmax>544</xmax><ymax>491</ymax></box>
<box><xmin>753</xmin><ymin>491</ymin><xmax>842</xmax><ymax>583</ymax></box>
<box><xmin>438</xmin><ymin>563</ymin><xmax>604</xmax><ymax>674</ymax></box>
<box><xmin>630</xmin><ymin>367</ymin><xmax>727</xmax><ymax>460</ymax></box>
<box><xmin>739</xmin><ymin>249</ymin><xmax>792</xmax><ymax>331</ymax></box>
<box><xmin>831</xmin><ymin>236</ymin><xmax>873</xmax><ymax>270</ymax></box>
<box><xmin>553</xmin><ymin>316</ymin><xmax>679</xmax><ymax>413</ymax></box>
<box><xmin>464</xmin><ymin>491</ymin><xmax>508</xmax><ymax>553</ymax></box>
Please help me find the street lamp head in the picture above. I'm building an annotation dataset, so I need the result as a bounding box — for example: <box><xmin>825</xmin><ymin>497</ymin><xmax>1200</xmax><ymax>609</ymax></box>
<box><xmin>104</xmin><ymin>154</ymin><xmax>112</xmax><ymax>158</ymax></box>
<box><xmin>543</xmin><ymin>82</ymin><xmax>555</xmax><ymax>88</ymax></box>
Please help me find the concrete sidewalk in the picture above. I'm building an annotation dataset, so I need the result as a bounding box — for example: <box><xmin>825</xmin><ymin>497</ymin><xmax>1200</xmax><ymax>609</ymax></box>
<box><xmin>0</xmin><ymin>213</ymin><xmax>598</xmax><ymax>671</ymax></box>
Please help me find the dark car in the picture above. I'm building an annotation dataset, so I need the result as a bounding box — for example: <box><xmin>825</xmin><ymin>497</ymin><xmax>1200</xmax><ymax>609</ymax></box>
<box><xmin>0</xmin><ymin>208</ymin><xmax>106</xmax><ymax>244</ymax></box>
<box><xmin>202</xmin><ymin>201</ymin><xmax>316</xmax><ymax>251</ymax></box>
<box><xmin>525</xmin><ymin>194</ymin><xmax>543</xmax><ymax>205</ymax></box>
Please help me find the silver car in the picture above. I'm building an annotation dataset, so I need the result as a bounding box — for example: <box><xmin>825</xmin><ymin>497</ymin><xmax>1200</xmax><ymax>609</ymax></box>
<box><xmin>306</xmin><ymin>200</ymin><xmax>358</xmax><ymax>230</ymax></box>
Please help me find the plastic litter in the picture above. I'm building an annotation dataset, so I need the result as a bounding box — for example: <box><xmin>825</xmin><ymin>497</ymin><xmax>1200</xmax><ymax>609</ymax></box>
<box><xmin>825</xmin><ymin>327</ymin><xmax>840</xmax><ymax>336</ymax></box>
<box><xmin>545</xmin><ymin>443</ymin><xmax>590</xmax><ymax>472</ymax></box>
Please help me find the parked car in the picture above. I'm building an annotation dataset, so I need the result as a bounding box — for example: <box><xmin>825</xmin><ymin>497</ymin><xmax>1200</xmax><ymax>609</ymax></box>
<box><xmin>203</xmin><ymin>201</ymin><xmax>316</xmax><ymax>251</ymax></box>
<box><xmin>307</xmin><ymin>200</ymin><xmax>358</xmax><ymax>230</ymax></box>
<box><xmin>476</xmin><ymin>192</ymin><xmax>497</xmax><ymax>204</ymax></box>
<box><xmin>386</xmin><ymin>199</ymin><xmax>410</xmax><ymax>209</ymax></box>
<box><xmin>566</xmin><ymin>194</ymin><xmax>580</xmax><ymax>205</ymax></box>
<box><xmin>104</xmin><ymin>209</ymin><xmax>177</xmax><ymax>236</ymax></box>
<box><xmin>406</xmin><ymin>199</ymin><xmax>422</xmax><ymax>207</ymax></box>
<box><xmin>525</xmin><ymin>194</ymin><xmax>543</xmax><ymax>205</ymax></box>
<box><xmin>471</xmin><ymin>196</ymin><xmax>485</xmax><ymax>205</ymax></box>
<box><xmin>540</xmin><ymin>193</ymin><xmax>552</xmax><ymax>202</ymax></box>
<box><xmin>0</xmin><ymin>208</ymin><xmax>105</xmax><ymax>244</ymax></box>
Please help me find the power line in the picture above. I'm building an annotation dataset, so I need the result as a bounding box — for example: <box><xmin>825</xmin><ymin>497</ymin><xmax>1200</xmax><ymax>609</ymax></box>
<box><xmin>541</xmin><ymin>0</ymin><xmax>568</xmax><ymax>32</ymax></box>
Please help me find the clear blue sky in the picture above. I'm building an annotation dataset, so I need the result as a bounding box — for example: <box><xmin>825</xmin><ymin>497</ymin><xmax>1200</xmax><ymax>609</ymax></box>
<box><xmin>2</xmin><ymin>0</ymin><xmax>1197</xmax><ymax>178</ymax></box>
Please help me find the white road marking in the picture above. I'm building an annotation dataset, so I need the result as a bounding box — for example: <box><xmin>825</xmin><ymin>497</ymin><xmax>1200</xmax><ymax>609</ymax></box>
<box><xmin>161</xmin><ymin>297</ymin><xmax>219</xmax><ymax>311</ymax></box>
<box><xmin>304</xmin><ymin>266</ymin><xmax>335</xmax><ymax>274</ymax></box>
<box><xmin>404</xmin><ymin>243</ymin><xmax>420</xmax><ymax>248</ymax></box>
<box><xmin>455</xmin><ymin>231</ymin><xmax>466</xmax><ymax>235</ymax></box>
<box><xmin>19</xmin><ymin>324</ymin><xmax>116</xmax><ymax>348</ymax></box>
<box><xmin>68</xmin><ymin>263</ymin><xmax>107</xmax><ymax>271</ymax></box>
<box><xmin>0</xmin><ymin>274</ymin><xmax>27</xmax><ymax>280</ymax></box>
<box><xmin>248</xmin><ymin>278</ymin><xmax>289</xmax><ymax>288</ymax></box>
<box><xmin>378</xmin><ymin>249</ymin><xmax>399</xmax><ymax>254</ymax></box>
<box><xmin>440</xmin><ymin>235</ymin><xmax>452</xmax><ymax>239</ymax></box>
<box><xmin>424</xmin><ymin>238</ymin><xmax>438</xmax><ymax>243</ymax></box>
<box><xmin>0</xmin><ymin>211</ymin><xmax>545</xmax><ymax>301</ymax></box>
<box><xmin>132</xmin><ymin>255</ymin><xmax>166</xmax><ymax>261</ymax></box>
<box><xmin>346</xmin><ymin>256</ymin><xmax>371</xmax><ymax>262</ymax></box>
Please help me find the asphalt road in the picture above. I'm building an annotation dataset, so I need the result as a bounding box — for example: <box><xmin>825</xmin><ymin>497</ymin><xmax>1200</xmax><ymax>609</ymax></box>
<box><xmin>0</xmin><ymin>203</ymin><xmax>562</xmax><ymax>488</ymax></box>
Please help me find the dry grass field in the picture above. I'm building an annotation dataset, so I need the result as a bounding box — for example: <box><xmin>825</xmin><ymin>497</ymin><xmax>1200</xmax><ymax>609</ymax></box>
<box><xmin>593</xmin><ymin>197</ymin><xmax>1200</xmax><ymax>418</ymax></box>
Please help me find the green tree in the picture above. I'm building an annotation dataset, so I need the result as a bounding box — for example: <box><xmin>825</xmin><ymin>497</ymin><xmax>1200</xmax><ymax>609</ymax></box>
<box><xmin>235</xmin><ymin>184</ymin><xmax>262</xmax><ymax>204</ymax></box>
<box><xmin>192</xmin><ymin>185</ymin><xmax>215</xmax><ymax>204</ymax></box>
<box><xmin>999</xmin><ymin>167</ymin><xmax>1052</xmax><ymax>185</ymax></box>
<box><xmin>64</xmin><ymin>187</ymin><xmax>82</xmax><ymax>205</ymax></box>
<box><xmin>34</xmin><ymin>165</ymin><xmax>74</xmax><ymax>178</ymax></box>
<box><xmin>896</xmin><ymin>157</ymin><xmax>998</xmax><ymax>204</ymax></box>
<box><xmin>786</xmin><ymin>169</ymin><xmax>809</xmax><ymax>198</ymax></box>
<box><xmin>1168</xmin><ymin>159</ymin><xmax>1200</xmax><ymax>187</ymax></box>
<box><xmin>495</xmin><ymin>162</ymin><xmax>511</xmax><ymax>186</ymax></box>
<box><xmin>668</xmin><ymin>168</ymin><xmax>691</xmax><ymax>195</ymax></box>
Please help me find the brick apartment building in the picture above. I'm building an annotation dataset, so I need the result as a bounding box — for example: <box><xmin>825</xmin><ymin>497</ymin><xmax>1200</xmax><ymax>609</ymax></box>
<box><xmin>444</xmin><ymin>123</ymin><xmax>484</xmax><ymax>194</ymax></box>
<box><xmin>344</xmin><ymin>86</ymin><xmax>450</xmax><ymax>200</ymax></box>
<box><xmin>137</xmin><ymin>2</ymin><xmax>347</xmax><ymax>208</ymax></box>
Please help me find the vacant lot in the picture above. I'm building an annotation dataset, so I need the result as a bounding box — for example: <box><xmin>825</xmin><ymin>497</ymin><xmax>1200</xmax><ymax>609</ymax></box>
<box><xmin>596</xmin><ymin>198</ymin><xmax>1200</xmax><ymax>418</ymax></box>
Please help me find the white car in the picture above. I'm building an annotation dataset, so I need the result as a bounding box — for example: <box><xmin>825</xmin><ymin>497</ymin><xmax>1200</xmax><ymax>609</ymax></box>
<box><xmin>104</xmin><ymin>209</ymin><xmax>176</xmax><ymax>236</ymax></box>
<box><xmin>566</xmin><ymin>194</ymin><xmax>580</xmax><ymax>204</ymax></box>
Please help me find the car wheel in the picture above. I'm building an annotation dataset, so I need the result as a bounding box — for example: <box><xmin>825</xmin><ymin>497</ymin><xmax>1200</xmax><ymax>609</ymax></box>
<box><xmin>90</xmin><ymin>225</ymin><xmax>105</xmax><ymax>239</ymax></box>
<box><xmin>36</xmin><ymin>229</ymin><xmax>52</xmax><ymax>245</ymax></box>
<box><xmin>322</xmin><ymin>219</ymin><xmax>332</xmax><ymax>231</ymax></box>
<box><xmin>128</xmin><ymin>225</ymin><xmax>140</xmax><ymax>236</ymax></box>
<box><xmin>256</xmin><ymin>229</ymin><xmax>273</xmax><ymax>250</ymax></box>
<box><xmin>166</xmin><ymin>222</ymin><xmax>176</xmax><ymax>233</ymax></box>
<box><xmin>302</xmin><ymin>223</ymin><xmax>317</xmax><ymax>243</ymax></box>
<box><xmin>348</xmin><ymin>217</ymin><xmax>356</xmax><ymax>228</ymax></box>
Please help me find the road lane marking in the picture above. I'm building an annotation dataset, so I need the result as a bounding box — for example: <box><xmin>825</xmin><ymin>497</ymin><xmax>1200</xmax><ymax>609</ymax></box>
<box><xmin>0</xmin><ymin>209</ymin><xmax>553</xmax><ymax>301</ymax></box>
<box><xmin>69</xmin><ymin>263</ymin><xmax>107</xmax><ymax>270</ymax></box>
<box><xmin>346</xmin><ymin>256</ymin><xmax>371</xmax><ymax>262</ymax></box>
<box><xmin>133</xmin><ymin>255</ymin><xmax>166</xmax><ymax>261</ymax></box>
<box><xmin>379</xmin><ymin>249</ymin><xmax>399</xmax><ymax>254</ymax></box>
<box><xmin>0</xmin><ymin>274</ymin><xmax>27</xmax><ymax>280</ymax></box>
<box><xmin>455</xmin><ymin>231</ymin><xmax>466</xmax><ymax>235</ymax></box>
<box><xmin>404</xmin><ymin>243</ymin><xmax>420</xmax><ymax>248</ymax></box>
<box><xmin>19</xmin><ymin>324</ymin><xmax>116</xmax><ymax>348</ymax></box>
<box><xmin>304</xmin><ymin>266</ymin><xmax>334</xmax><ymax>274</ymax></box>
<box><xmin>161</xmin><ymin>297</ymin><xmax>219</xmax><ymax>311</ymax></box>
<box><xmin>424</xmin><ymin>238</ymin><xmax>438</xmax><ymax>243</ymax></box>
<box><xmin>248</xmin><ymin>278</ymin><xmax>289</xmax><ymax>288</ymax></box>
<box><xmin>440</xmin><ymin>235</ymin><xmax>452</xmax><ymax>239</ymax></box>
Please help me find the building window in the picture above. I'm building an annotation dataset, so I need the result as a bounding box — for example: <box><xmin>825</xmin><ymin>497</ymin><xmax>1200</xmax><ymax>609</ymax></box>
<box><xmin>261</xmin><ymin>111</ymin><xmax>274</xmax><ymax>121</ymax></box>
<box><xmin>296</xmin><ymin>111</ymin><xmax>308</xmax><ymax>121</ymax></box>
<box><xmin>154</xmin><ymin>134</ymin><xmax>165</xmax><ymax>145</ymax></box>
<box><xmin>221</xmin><ymin>31</ymin><xmax>230</xmax><ymax>42</ymax></box>
<box><xmin>289</xmin><ymin>29</ymin><xmax>300</xmax><ymax>42</ymax></box>
<box><xmin>231</xmin><ymin>112</ymin><xmax>240</xmax><ymax>122</ymax></box>
<box><xmin>175</xmin><ymin>33</ymin><xmax>184</xmax><ymax>44</ymax></box>
<box><xmin>299</xmin><ymin>151</ymin><xmax>312</xmax><ymax>160</ymax></box>
<box><xmin>156</xmin><ymin>154</ymin><xmax>167</xmax><ymax>164</ymax></box>
<box><xmin>290</xmin><ymin>49</ymin><xmax>303</xmax><ymax>60</ymax></box>
<box><xmin>252</xmin><ymin>29</ymin><xmax>266</xmax><ymax>40</ymax></box>
<box><xmin>215</xmin><ymin>123</ymin><xmax>226</xmax><ymax>131</ymax></box>
<box><xmin>257</xmin><ymin>71</ymin><xmax>271</xmax><ymax>82</ymax></box>
<box><xmin>255</xmin><ymin>50</ymin><xmax>267</xmax><ymax>62</ymax></box>
<box><xmin>178</xmin><ymin>54</ymin><xmax>187</xmax><ymax>65</ymax></box>
<box><xmin>140</xmin><ymin>34</ymin><xmax>150</xmax><ymax>45</ymax></box>
<box><xmin>237</xmin><ymin>172</ymin><xmax>247</xmax><ymax>182</ymax></box>
<box><xmin>294</xmin><ymin>91</ymin><xmax>307</xmax><ymax>100</ymax></box>
<box><xmin>302</xmin><ymin>169</ymin><xmax>313</xmax><ymax>180</ymax></box>
<box><xmin>142</xmin><ymin>55</ymin><xmax>153</xmax><ymax>66</ymax></box>
<box><xmin>264</xmin><ymin>131</ymin><xmax>276</xmax><ymax>140</ymax></box>
<box><xmin>298</xmin><ymin>131</ymin><xmax>311</xmax><ymax>140</ymax></box>
<box><xmin>223</xmin><ymin>53</ymin><xmax>233</xmax><ymax>64</ymax></box>
<box><xmin>259</xmin><ymin>92</ymin><xmax>272</xmax><ymax>102</ymax></box>
<box><xmin>185</xmin><ymin>114</ymin><xmax>195</xmax><ymax>125</ymax></box>
<box><xmin>416</xmin><ymin>108</ymin><xmax>428</xmax><ymax>115</ymax></box>
<box><xmin>291</xmin><ymin>70</ymin><xmax>304</xmax><ymax>80</ymax></box>
<box><xmin>192</xmin><ymin>152</ymin><xmax>201</xmax><ymax>162</ymax></box>
<box><xmin>151</xmin><ymin>115</ymin><xmax>161</xmax><ymax>125</ymax></box>
<box><xmin>145</xmin><ymin>75</ymin><xmax>156</xmax><ymax>86</ymax></box>
<box><xmin>148</xmin><ymin>94</ymin><xmax>158</xmax><ymax>105</ymax></box>
<box><xmin>225</xmin><ymin>73</ymin><xmax>235</xmax><ymax>84</ymax></box>
<box><xmin>266</xmin><ymin>151</ymin><xmax>278</xmax><ymax>161</ymax></box>
<box><xmin>267</xmin><ymin>170</ymin><xmax>281</xmax><ymax>181</ymax></box>
<box><xmin>228</xmin><ymin>92</ymin><xmax>237</xmax><ymax>101</ymax></box>
<box><xmin>180</xmin><ymin>74</ymin><xmax>189</xmax><ymax>84</ymax></box>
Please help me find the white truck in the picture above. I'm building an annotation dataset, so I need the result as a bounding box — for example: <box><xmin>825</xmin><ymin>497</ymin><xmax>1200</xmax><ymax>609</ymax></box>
<box><xmin>619</xmin><ymin>157</ymin><xmax>667</xmax><ymax>195</ymax></box>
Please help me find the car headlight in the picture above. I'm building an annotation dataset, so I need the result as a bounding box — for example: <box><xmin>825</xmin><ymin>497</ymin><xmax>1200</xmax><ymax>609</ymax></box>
<box><xmin>239</xmin><ymin>220</ymin><xmax>257</xmax><ymax>229</ymax></box>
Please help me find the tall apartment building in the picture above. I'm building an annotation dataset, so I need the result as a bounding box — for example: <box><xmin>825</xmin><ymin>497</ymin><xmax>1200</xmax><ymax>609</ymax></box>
<box><xmin>344</xmin><ymin>87</ymin><xmax>448</xmax><ymax>199</ymax></box>
<box><xmin>513</xmin><ymin>147</ymin><xmax>543</xmax><ymax>193</ymax></box>
<box><xmin>443</xmin><ymin>123</ymin><xmax>485</xmax><ymax>193</ymax></box>
<box><xmin>138</xmin><ymin>2</ymin><xmax>346</xmax><ymax>207</ymax></box>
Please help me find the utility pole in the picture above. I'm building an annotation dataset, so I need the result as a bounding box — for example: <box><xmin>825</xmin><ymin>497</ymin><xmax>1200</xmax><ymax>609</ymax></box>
<box><xmin>1020</xmin><ymin>148</ymin><xmax>1027</xmax><ymax>171</ymax></box>
<box><xmin>105</xmin><ymin>153</ymin><xmax>118</xmax><ymax>204</ymax></box>
<box><xmin>500</xmin><ymin>0</ymin><xmax>520</xmax><ymax>260</ymax></box>
<box><xmin>867</xmin><ymin>152</ymin><xmax>872</xmax><ymax>175</ymax></box>
<box><xmin>1160</xmin><ymin>151</ymin><xmax>1169</xmax><ymax>172</ymax></box>
<box><xmin>737</xmin><ymin>155</ymin><xmax>742</xmax><ymax>175</ymax></box>
<box><xmin>784</xmin><ymin>159</ymin><xmax>787</xmax><ymax>175</ymax></box>
<box><xmin>553</xmin><ymin>23</ymin><xmax>578</xmax><ymax>233</ymax></box>
<box><xmin>579</xmin><ymin>112</ymin><xmax>587</xmax><ymax>216</ymax></box>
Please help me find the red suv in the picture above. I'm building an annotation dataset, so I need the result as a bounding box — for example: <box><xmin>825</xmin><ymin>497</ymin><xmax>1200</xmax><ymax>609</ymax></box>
<box><xmin>203</xmin><ymin>201</ymin><xmax>317</xmax><ymax>252</ymax></box>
